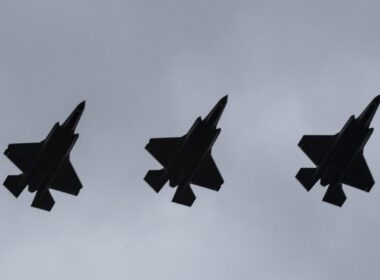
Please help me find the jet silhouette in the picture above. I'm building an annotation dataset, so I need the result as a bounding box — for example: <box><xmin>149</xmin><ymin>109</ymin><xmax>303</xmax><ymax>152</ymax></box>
<box><xmin>144</xmin><ymin>96</ymin><xmax>227</xmax><ymax>206</ymax></box>
<box><xmin>296</xmin><ymin>96</ymin><xmax>380</xmax><ymax>206</ymax></box>
<box><xmin>3</xmin><ymin>101</ymin><xmax>85</xmax><ymax>211</ymax></box>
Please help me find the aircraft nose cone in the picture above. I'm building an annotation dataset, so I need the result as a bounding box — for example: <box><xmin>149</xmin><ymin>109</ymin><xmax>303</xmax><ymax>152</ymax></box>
<box><xmin>76</xmin><ymin>100</ymin><xmax>86</xmax><ymax>112</ymax></box>
<box><xmin>373</xmin><ymin>95</ymin><xmax>380</xmax><ymax>105</ymax></box>
<box><xmin>219</xmin><ymin>95</ymin><xmax>228</xmax><ymax>106</ymax></box>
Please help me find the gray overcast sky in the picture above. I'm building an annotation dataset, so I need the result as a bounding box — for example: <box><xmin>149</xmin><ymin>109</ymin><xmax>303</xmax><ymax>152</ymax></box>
<box><xmin>1</xmin><ymin>0</ymin><xmax>380</xmax><ymax>279</ymax></box>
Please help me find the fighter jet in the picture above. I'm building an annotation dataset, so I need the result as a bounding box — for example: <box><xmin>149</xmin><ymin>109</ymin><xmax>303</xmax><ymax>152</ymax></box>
<box><xmin>144</xmin><ymin>96</ymin><xmax>227</xmax><ymax>206</ymax></box>
<box><xmin>296</xmin><ymin>96</ymin><xmax>380</xmax><ymax>207</ymax></box>
<box><xmin>3</xmin><ymin>101</ymin><xmax>85</xmax><ymax>211</ymax></box>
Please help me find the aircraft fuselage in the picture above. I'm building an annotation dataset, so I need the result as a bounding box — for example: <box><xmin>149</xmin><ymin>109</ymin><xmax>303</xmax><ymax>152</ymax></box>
<box><xmin>26</xmin><ymin>101</ymin><xmax>85</xmax><ymax>193</ymax></box>
<box><xmin>167</xmin><ymin>119</ymin><xmax>220</xmax><ymax>187</ymax></box>
<box><xmin>318</xmin><ymin>120</ymin><xmax>372</xmax><ymax>187</ymax></box>
<box><xmin>316</xmin><ymin>96</ymin><xmax>380</xmax><ymax>187</ymax></box>
<box><xmin>27</xmin><ymin>126</ymin><xmax>78</xmax><ymax>193</ymax></box>
<box><xmin>162</xmin><ymin>95</ymin><xmax>227</xmax><ymax>188</ymax></box>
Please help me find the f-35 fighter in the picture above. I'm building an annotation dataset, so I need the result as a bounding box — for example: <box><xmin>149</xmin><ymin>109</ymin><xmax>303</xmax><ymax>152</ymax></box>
<box><xmin>296</xmin><ymin>96</ymin><xmax>380</xmax><ymax>206</ymax></box>
<box><xmin>144</xmin><ymin>96</ymin><xmax>227</xmax><ymax>206</ymax></box>
<box><xmin>3</xmin><ymin>101</ymin><xmax>85</xmax><ymax>211</ymax></box>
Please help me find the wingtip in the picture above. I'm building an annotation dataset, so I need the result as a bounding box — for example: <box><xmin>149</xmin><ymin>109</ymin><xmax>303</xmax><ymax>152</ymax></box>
<box><xmin>145</xmin><ymin>142</ymin><xmax>151</xmax><ymax>151</ymax></box>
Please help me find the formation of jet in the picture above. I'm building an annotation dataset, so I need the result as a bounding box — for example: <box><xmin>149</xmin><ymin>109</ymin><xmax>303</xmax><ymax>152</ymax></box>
<box><xmin>144</xmin><ymin>96</ymin><xmax>227</xmax><ymax>206</ymax></box>
<box><xmin>296</xmin><ymin>96</ymin><xmax>380</xmax><ymax>206</ymax></box>
<box><xmin>2</xmin><ymin>94</ymin><xmax>380</xmax><ymax>211</ymax></box>
<box><xmin>3</xmin><ymin>101</ymin><xmax>85</xmax><ymax>211</ymax></box>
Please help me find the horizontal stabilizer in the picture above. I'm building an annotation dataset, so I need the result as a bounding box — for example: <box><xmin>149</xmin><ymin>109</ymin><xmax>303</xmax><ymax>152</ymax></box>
<box><xmin>172</xmin><ymin>185</ymin><xmax>196</xmax><ymax>207</ymax></box>
<box><xmin>145</xmin><ymin>137</ymin><xmax>183</xmax><ymax>167</ymax></box>
<box><xmin>3</xmin><ymin>174</ymin><xmax>27</xmax><ymax>197</ymax></box>
<box><xmin>144</xmin><ymin>169</ymin><xmax>167</xmax><ymax>193</ymax></box>
<box><xmin>4</xmin><ymin>142</ymin><xmax>41</xmax><ymax>172</ymax></box>
<box><xmin>322</xmin><ymin>184</ymin><xmax>346</xmax><ymax>207</ymax></box>
<box><xmin>52</xmin><ymin>160</ymin><xmax>82</xmax><ymax>195</ymax></box>
<box><xmin>343</xmin><ymin>154</ymin><xmax>374</xmax><ymax>192</ymax></box>
<box><xmin>192</xmin><ymin>153</ymin><xmax>223</xmax><ymax>191</ymax></box>
<box><xmin>296</xmin><ymin>168</ymin><xmax>318</xmax><ymax>191</ymax></box>
<box><xmin>31</xmin><ymin>190</ymin><xmax>55</xmax><ymax>211</ymax></box>
<box><xmin>298</xmin><ymin>135</ymin><xmax>334</xmax><ymax>165</ymax></box>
